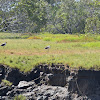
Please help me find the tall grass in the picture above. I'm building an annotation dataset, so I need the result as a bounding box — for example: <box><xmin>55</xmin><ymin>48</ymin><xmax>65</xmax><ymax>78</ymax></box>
<box><xmin>0</xmin><ymin>32</ymin><xmax>100</xmax><ymax>72</ymax></box>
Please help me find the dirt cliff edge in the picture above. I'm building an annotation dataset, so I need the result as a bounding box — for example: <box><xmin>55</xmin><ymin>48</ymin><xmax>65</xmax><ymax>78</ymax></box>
<box><xmin>0</xmin><ymin>64</ymin><xmax>100</xmax><ymax>100</ymax></box>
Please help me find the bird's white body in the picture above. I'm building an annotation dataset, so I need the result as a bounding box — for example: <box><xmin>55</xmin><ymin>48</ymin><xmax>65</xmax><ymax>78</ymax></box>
<box><xmin>45</xmin><ymin>45</ymin><xmax>50</xmax><ymax>49</ymax></box>
<box><xmin>1</xmin><ymin>42</ymin><xmax>7</xmax><ymax>47</ymax></box>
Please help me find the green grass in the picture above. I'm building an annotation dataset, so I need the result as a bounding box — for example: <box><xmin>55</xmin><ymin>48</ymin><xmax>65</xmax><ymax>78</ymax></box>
<box><xmin>0</xmin><ymin>32</ymin><xmax>100</xmax><ymax>72</ymax></box>
<box><xmin>2</xmin><ymin>79</ymin><xmax>12</xmax><ymax>86</ymax></box>
<box><xmin>38</xmin><ymin>32</ymin><xmax>100</xmax><ymax>42</ymax></box>
<box><xmin>0</xmin><ymin>32</ymin><xmax>31</xmax><ymax>39</ymax></box>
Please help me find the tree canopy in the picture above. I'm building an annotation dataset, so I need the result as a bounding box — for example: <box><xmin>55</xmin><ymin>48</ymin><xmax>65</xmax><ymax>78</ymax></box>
<box><xmin>0</xmin><ymin>0</ymin><xmax>100</xmax><ymax>34</ymax></box>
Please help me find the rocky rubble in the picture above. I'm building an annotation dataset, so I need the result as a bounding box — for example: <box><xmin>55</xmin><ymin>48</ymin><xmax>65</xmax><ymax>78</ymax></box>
<box><xmin>0</xmin><ymin>64</ymin><xmax>100</xmax><ymax>100</ymax></box>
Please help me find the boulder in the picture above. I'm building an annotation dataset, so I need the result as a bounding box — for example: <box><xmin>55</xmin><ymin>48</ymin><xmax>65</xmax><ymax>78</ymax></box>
<box><xmin>22</xmin><ymin>85</ymin><xmax>69</xmax><ymax>100</ymax></box>
<box><xmin>17</xmin><ymin>81</ymin><xmax>35</xmax><ymax>89</ymax></box>
<box><xmin>0</xmin><ymin>86</ymin><xmax>12</xmax><ymax>96</ymax></box>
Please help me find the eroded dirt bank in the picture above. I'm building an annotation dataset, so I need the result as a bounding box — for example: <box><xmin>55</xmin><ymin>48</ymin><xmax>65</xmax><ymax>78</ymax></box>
<box><xmin>0</xmin><ymin>64</ymin><xmax>100</xmax><ymax>100</ymax></box>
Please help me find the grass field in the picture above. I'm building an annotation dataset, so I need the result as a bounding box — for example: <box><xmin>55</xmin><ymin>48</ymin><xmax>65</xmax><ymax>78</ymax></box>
<box><xmin>0</xmin><ymin>32</ymin><xmax>100</xmax><ymax>72</ymax></box>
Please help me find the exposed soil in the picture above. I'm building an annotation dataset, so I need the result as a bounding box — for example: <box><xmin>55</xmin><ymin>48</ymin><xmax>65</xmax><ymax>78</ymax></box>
<box><xmin>2</xmin><ymin>49</ymin><xmax>100</xmax><ymax>56</ymax></box>
<box><xmin>0</xmin><ymin>64</ymin><xmax>100</xmax><ymax>100</ymax></box>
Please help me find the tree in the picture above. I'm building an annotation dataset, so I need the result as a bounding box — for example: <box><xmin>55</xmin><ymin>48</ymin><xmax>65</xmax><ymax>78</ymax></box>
<box><xmin>46</xmin><ymin>0</ymin><xmax>83</xmax><ymax>34</ymax></box>
<box><xmin>0</xmin><ymin>0</ymin><xmax>100</xmax><ymax>34</ymax></box>
<box><xmin>16</xmin><ymin>0</ymin><xmax>48</xmax><ymax>33</ymax></box>
<box><xmin>0</xmin><ymin>0</ymin><xmax>48</xmax><ymax>33</ymax></box>
<box><xmin>85</xmin><ymin>16</ymin><xmax>100</xmax><ymax>34</ymax></box>
<box><xmin>0</xmin><ymin>0</ymin><xmax>20</xmax><ymax>32</ymax></box>
<box><xmin>84</xmin><ymin>0</ymin><xmax>100</xmax><ymax>34</ymax></box>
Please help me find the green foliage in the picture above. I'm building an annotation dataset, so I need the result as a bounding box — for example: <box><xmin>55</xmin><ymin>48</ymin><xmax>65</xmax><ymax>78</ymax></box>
<box><xmin>85</xmin><ymin>16</ymin><xmax>100</xmax><ymax>34</ymax></box>
<box><xmin>2</xmin><ymin>80</ymin><xmax>12</xmax><ymax>86</ymax></box>
<box><xmin>16</xmin><ymin>0</ymin><xmax>47</xmax><ymax>33</ymax></box>
<box><xmin>14</xmin><ymin>95</ymin><xmax>26</xmax><ymax>100</ymax></box>
<box><xmin>1</xmin><ymin>0</ymin><xmax>100</xmax><ymax>34</ymax></box>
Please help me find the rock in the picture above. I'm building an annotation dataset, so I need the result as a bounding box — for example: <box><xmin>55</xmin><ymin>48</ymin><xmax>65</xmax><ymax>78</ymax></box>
<box><xmin>45</xmin><ymin>73</ymin><xmax>66</xmax><ymax>86</ymax></box>
<box><xmin>0</xmin><ymin>86</ymin><xmax>12</xmax><ymax>96</ymax></box>
<box><xmin>1</xmin><ymin>64</ymin><xmax>100</xmax><ymax>100</ymax></box>
<box><xmin>17</xmin><ymin>81</ymin><xmax>35</xmax><ymax>89</ymax></box>
<box><xmin>0</xmin><ymin>96</ymin><xmax>9</xmax><ymax>100</ymax></box>
<box><xmin>0</xmin><ymin>65</ymin><xmax>6</xmax><ymax>82</ymax></box>
<box><xmin>22</xmin><ymin>85</ymin><xmax>69</xmax><ymax>100</ymax></box>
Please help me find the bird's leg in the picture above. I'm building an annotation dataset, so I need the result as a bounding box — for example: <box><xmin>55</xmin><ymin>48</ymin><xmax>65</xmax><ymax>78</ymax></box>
<box><xmin>46</xmin><ymin>49</ymin><xmax>49</xmax><ymax>54</ymax></box>
<box><xmin>3</xmin><ymin>47</ymin><xmax>5</xmax><ymax>52</ymax></box>
<box><xmin>47</xmin><ymin>49</ymin><xmax>49</xmax><ymax>53</ymax></box>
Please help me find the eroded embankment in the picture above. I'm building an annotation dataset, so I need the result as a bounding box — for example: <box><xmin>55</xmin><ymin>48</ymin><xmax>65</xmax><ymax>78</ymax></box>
<box><xmin>0</xmin><ymin>64</ymin><xmax>100</xmax><ymax>100</ymax></box>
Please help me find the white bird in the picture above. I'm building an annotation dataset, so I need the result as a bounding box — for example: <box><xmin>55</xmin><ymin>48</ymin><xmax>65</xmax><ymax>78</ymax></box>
<box><xmin>45</xmin><ymin>45</ymin><xmax>50</xmax><ymax>49</ymax></box>
<box><xmin>1</xmin><ymin>42</ymin><xmax>7</xmax><ymax>47</ymax></box>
